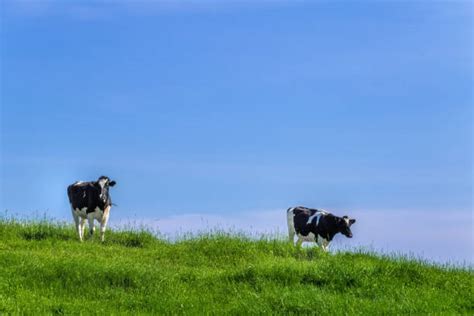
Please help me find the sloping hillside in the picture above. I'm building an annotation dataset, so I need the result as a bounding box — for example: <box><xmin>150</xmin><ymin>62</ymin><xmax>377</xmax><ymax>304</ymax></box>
<box><xmin>0</xmin><ymin>219</ymin><xmax>472</xmax><ymax>314</ymax></box>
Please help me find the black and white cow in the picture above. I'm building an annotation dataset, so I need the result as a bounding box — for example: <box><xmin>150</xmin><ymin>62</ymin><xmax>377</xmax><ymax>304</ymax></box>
<box><xmin>67</xmin><ymin>176</ymin><xmax>116</xmax><ymax>242</ymax></box>
<box><xmin>287</xmin><ymin>206</ymin><xmax>356</xmax><ymax>251</ymax></box>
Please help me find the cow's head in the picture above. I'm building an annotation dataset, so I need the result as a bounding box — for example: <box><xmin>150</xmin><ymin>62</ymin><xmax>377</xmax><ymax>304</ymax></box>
<box><xmin>337</xmin><ymin>215</ymin><xmax>356</xmax><ymax>238</ymax></box>
<box><xmin>97</xmin><ymin>176</ymin><xmax>116</xmax><ymax>193</ymax></box>
<box><xmin>97</xmin><ymin>176</ymin><xmax>116</xmax><ymax>187</ymax></box>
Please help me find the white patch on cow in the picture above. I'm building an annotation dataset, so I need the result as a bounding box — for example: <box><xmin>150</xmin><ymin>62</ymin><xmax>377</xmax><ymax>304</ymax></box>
<box><xmin>98</xmin><ymin>178</ymin><xmax>107</xmax><ymax>188</ymax></box>
<box><xmin>74</xmin><ymin>207</ymin><xmax>88</xmax><ymax>218</ymax></box>
<box><xmin>344</xmin><ymin>217</ymin><xmax>350</xmax><ymax>226</ymax></box>
<box><xmin>307</xmin><ymin>209</ymin><xmax>328</xmax><ymax>225</ymax></box>
<box><xmin>73</xmin><ymin>181</ymin><xmax>84</xmax><ymax>186</ymax></box>
<box><xmin>316</xmin><ymin>214</ymin><xmax>322</xmax><ymax>225</ymax></box>
<box><xmin>93</xmin><ymin>207</ymin><xmax>105</xmax><ymax>221</ymax></box>
<box><xmin>306</xmin><ymin>213</ymin><xmax>318</xmax><ymax>225</ymax></box>
<box><xmin>97</xmin><ymin>179</ymin><xmax>108</xmax><ymax>200</ymax></box>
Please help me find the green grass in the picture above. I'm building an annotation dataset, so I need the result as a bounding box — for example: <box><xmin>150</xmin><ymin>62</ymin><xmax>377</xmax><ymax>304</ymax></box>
<box><xmin>0</xmin><ymin>218</ymin><xmax>472</xmax><ymax>314</ymax></box>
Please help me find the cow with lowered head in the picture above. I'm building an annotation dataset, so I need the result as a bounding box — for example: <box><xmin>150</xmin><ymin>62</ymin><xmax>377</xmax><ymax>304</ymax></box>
<box><xmin>287</xmin><ymin>206</ymin><xmax>356</xmax><ymax>251</ymax></box>
<box><xmin>67</xmin><ymin>176</ymin><xmax>116</xmax><ymax>242</ymax></box>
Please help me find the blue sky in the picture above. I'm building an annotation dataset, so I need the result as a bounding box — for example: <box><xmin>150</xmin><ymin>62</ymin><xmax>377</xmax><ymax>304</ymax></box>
<box><xmin>0</xmin><ymin>1</ymin><xmax>472</xmax><ymax>262</ymax></box>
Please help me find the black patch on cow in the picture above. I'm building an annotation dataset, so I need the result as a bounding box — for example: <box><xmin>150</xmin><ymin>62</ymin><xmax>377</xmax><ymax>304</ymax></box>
<box><xmin>67</xmin><ymin>176</ymin><xmax>116</xmax><ymax>213</ymax></box>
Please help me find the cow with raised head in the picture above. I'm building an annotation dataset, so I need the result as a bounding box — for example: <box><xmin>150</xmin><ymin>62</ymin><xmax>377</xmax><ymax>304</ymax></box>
<box><xmin>67</xmin><ymin>176</ymin><xmax>116</xmax><ymax>242</ymax></box>
<box><xmin>287</xmin><ymin>206</ymin><xmax>356</xmax><ymax>251</ymax></box>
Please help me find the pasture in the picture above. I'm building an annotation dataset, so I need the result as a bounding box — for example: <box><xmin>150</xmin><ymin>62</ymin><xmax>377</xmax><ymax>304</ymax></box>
<box><xmin>0</xmin><ymin>218</ymin><xmax>472</xmax><ymax>314</ymax></box>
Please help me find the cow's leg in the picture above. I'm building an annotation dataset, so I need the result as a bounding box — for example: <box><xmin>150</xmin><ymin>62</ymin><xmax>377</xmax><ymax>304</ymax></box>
<box><xmin>79</xmin><ymin>217</ymin><xmax>86</xmax><ymax>241</ymax></box>
<box><xmin>296</xmin><ymin>237</ymin><xmax>303</xmax><ymax>248</ymax></box>
<box><xmin>100</xmin><ymin>205</ymin><xmax>111</xmax><ymax>242</ymax></box>
<box><xmin>71</xmin><ymin>209</ymin><xmax>83</xmax><ymax>242</ymax></box>
<box><xmin>317</xmin><ymin>237</ymin><xmax>329</xmax><ymax>252</ymax></box>
<box><xmin>324</xmin><ymin>241</ymin><xmax>330</xmax><ymax>252</ymax></box>
<box><xmin>87</xmin><ymin>213</ymin><xmax>95</xmax><ymax>238</ymax></box>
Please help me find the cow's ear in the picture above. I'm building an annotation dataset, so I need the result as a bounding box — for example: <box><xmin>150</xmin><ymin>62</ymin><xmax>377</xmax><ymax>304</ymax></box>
<box><xmin>109</xmin><ymin>180</ymin><xmax>116</xmax><ymax>187</ymax></box>
<box><xmin>349</xmin><ymin>219</ymin><xmax>356</xmax><ymax>225</ymax></box>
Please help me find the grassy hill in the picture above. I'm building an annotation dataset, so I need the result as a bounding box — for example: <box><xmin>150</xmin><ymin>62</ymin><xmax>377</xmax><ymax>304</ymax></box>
<box><xmin>0</xmin><ymin>219</ymin><xmax>472</xmax><ymax>314</ymax></box>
